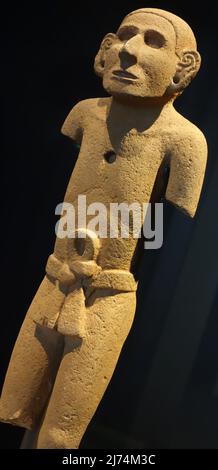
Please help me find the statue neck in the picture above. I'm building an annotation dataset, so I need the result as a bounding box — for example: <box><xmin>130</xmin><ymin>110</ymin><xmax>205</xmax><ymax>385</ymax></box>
<box><xmin>107</xmin><ymin>95</ymin><xmax>174</xmax><ymax>131</ymax></box>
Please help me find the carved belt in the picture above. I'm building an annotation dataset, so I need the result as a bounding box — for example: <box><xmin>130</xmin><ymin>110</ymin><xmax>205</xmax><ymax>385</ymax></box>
<box><xmin>35</xmin><ymin>229</ymin><xmax>137</xmax><ymax>338</ymax></box>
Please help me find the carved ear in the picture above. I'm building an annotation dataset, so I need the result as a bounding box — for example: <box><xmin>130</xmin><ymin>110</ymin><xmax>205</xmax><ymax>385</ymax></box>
<box><xmin>94</xmin><ymin>33</ymin><xmax>117</xmax><ymax>77</ymax></box>
<box><xmin>168</xmin><ymin>50</ymin><xmax>201</xmax><ymax>95</ymax></box>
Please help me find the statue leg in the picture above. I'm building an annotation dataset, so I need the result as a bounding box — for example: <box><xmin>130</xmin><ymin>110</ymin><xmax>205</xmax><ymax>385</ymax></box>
<box><xmin>36</xmin><ymin>289</ymin><xmax>136</xmax><ymax>449</ymax></box>
<box><xmin>0</xmin><ymin>276</ymin><xmax>64</xmax><ymax>430</ymax></box>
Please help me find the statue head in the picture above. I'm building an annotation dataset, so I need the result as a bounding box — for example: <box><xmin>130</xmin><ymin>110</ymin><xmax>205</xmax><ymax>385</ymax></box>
<box><xmin>94</xmin><ymin>8</ymin><xmax>201</xmax><ymax>103</ymax></box>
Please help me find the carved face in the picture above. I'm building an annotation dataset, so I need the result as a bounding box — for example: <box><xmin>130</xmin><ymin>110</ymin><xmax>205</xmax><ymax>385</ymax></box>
<box><xmin>102</xmin><ymin>12</ymin><xmax>178</xmax><ymax>100</ymax></box>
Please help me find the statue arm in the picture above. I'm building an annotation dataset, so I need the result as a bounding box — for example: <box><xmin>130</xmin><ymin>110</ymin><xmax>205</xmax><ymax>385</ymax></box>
<box><xmin>165</xmin><ymin>128</ymin><xmax>208</xmax><ymax>217</ymax></box>
<box><xmin>61</xmin><ymin>100</ymin><xmax>89</xmax><ymax>144</ymax></box>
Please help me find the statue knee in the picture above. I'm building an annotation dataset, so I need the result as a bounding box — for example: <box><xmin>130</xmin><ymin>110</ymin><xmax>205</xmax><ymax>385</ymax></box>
<box><xmin>37</xmin><ymin>427</ymin><xmax>63</xmax><ymax>449</ymax></box>
<box><xmin>37</xmin><ymin>426</ymin><xmax>81</xmax><ymax>449</ymax></box>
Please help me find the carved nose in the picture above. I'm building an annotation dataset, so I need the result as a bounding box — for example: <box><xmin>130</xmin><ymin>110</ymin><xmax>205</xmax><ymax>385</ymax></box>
<box><xmin>119</xmin><ymin>35</ymin><xmax>141</xmax><ymax>69</ymax></box>
<box><xmin>119</xmin><ymin>49</ymin><xmax>137</xmax><ymax>69</ymax></box>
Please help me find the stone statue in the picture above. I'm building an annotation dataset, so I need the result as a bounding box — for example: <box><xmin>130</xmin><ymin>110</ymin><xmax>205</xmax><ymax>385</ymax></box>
<box><xmin>0</xmin><ymin>8</ymin><xmax>207</xmax><ymax>448</ymax></box>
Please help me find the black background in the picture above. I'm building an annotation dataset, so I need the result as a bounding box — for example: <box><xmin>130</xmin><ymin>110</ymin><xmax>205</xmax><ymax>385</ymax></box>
<box><xmin>1</xmin><ymin>0</ymin><xmax>218</xmax><ymax>449</ymax></box>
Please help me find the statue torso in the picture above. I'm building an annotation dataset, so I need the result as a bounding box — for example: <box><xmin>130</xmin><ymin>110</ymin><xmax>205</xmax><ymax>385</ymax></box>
<box><xmin>54</xmin><ymin>97</ymin><xmax>190</xmax><ymax>271</ymax></box>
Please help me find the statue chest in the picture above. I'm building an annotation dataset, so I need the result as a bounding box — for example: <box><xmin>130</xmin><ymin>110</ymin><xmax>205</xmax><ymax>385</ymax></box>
<box><xmin>65</xmin><ymin>123</ymin><xmax>166</xmax><ymax>205</ymax></box>
<box><xmin>79</xmin><ymin>125</ymin><xmax>165</xmax><ymax>202</ymax></box>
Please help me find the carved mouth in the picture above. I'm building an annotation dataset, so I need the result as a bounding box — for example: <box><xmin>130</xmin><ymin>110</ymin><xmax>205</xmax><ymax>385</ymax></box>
<box><xmin>113</xmin><ymin>70</ymin><xmax>138</xmax><ymax>81</ymax></box>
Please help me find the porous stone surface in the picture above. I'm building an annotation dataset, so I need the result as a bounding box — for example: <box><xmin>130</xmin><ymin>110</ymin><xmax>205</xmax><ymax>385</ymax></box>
<box><xmin>0</xmin><ymin>8</ymin><xmax>207</xmax><ymax>448</ymax></box>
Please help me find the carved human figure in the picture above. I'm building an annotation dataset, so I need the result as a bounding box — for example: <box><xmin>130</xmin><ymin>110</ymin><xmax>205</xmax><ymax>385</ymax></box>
<box><xmin>0</xmin><ymin>8</ymin><xmax>207</xmax><ymax>448</ymax></box>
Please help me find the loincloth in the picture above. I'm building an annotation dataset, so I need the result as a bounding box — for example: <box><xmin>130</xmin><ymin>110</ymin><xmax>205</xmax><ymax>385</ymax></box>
<box><xmin>35</xmin><ymin>230</ymin><xmax>137</xmax><ymax>338</ymax></box>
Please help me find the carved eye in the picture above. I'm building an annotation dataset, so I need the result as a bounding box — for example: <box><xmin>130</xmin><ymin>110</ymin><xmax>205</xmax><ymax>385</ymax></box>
<box><xmin>144</xmin><ymin>30</ymin><xmax>166</xmax><ymax>49</ymax></box>
<box><xmin>118</xmin><ymin>26</ymin><xmax>138</xmax><ymax>42</ymax></box>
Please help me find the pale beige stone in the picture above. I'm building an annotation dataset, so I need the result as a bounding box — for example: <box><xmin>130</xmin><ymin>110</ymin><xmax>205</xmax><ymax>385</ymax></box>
<box><xmin>0</xmin><ymin>8</ymin><xmax>207</xmax><ymax>448</ymax></box>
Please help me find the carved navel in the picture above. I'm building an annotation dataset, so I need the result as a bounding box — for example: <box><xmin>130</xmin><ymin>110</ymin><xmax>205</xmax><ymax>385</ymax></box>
<box><xmin>104</xmin><ymin>150</ymin><xmax>117</xmax><ymax>164</ymax></box>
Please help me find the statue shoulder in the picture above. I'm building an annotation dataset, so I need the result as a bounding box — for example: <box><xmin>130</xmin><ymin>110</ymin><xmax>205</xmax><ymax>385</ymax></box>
<box><xmin>61</xmin><ymin>97</ymin><xmax>107</xmax><ymax>142</ymax></box>
<box><xmin>170</xmin><ymin>111</ymin><xmax>207</xmax><ymax>150</ymax></box>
